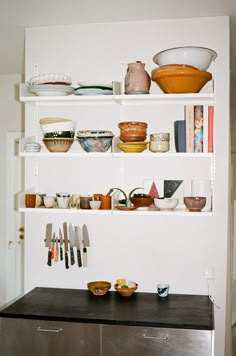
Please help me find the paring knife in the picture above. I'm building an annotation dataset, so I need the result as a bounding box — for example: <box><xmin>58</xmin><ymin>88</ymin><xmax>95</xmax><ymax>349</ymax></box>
<box><xmin>69</xmin><ymin>223</ymin><xmax>75</xmax><ymax>265</ymax></box>
<box><xmin>82</xmin><ymin>224</ymin><xmax>90</xmax><ymax>268</ymax></box>
<box><xmin>74</xmin><ymin>226</ymin><xmax>82</xmax><ymax>267</ymax></box>
<box><xmin>63</xmin><ymin>222</ymin><xmax>69</xmax><ymax>269</ymax></box>
<box><xmin>45</xmin><ymin>223</ymin><xmax>52</xmax><ymax>266</ymax></box>
<box><xmin>59</xmin><ymin>228</ymin><xmax>63</xmax><ymax>261</ymax></box>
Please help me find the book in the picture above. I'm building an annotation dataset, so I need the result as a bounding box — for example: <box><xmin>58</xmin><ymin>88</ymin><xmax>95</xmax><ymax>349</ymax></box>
<box><xmin>203</xmin><ymin>106</ymin><xmax>209</xmax><ymax>153</ymax></box>
<box><xmin>184</xmin><ymin>105</ymin><xmax>194</xmax><ymax>152</ymax></box>
<box><xmin>194</xmin><ymin>105</ymin><xmax>204</xmax><ymax>153</ymax></box>
<box><xmin>208</xmin><ymin>106</ymin><xmax>214</xmax><ymax>152</ymax></box>
<box><xmin>174</xmin><ymin>120</ymin><xmax>186</xmax><ymax>152</ymax></box>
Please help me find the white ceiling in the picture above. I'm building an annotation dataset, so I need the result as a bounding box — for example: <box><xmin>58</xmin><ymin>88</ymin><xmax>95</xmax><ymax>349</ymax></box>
<box><xmin>0</xmin><ymin>0</ymin><xmax>235</xmax><ymax>77</ymax></box>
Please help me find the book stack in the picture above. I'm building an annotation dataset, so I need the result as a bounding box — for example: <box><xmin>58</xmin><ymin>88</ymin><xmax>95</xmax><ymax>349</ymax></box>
<box><xmin>174</xmin><ymin>105</ymin><xmax>214</xmax><ymax>153</ymax></box>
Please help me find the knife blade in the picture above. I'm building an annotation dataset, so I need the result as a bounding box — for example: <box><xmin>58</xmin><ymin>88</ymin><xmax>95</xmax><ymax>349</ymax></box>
<box><xmin>74</xmin><ymin>226</ymin><xmax>82</xmax><ymax>267</ymax></box>
<box><xmin>45</xmin><ymin>223</ymin><xmax>52</xmax><ymax>266</ymax></box>
<box><xmin>63</xmin><ymin>222</ymin><xmax>69</xmax><ymax>269</ymax></box>
<box><xmin>82</xmin><ymin>224</ymin><xmax>90</xmax><ymax>268</ymax></box>
<box><xmin>54</xmin><ymin>236</ymin><xmax>59</xmax><ymax>262</ymax></box>
<box><xmin>59</xmin><ymin>228</ymin><xmax>63</xmax><ymax>261</ymax></box>
<box><xmin>69</xmin><ymin>223</ymin><xmax>75</xmax><ymax>265</ymax></box>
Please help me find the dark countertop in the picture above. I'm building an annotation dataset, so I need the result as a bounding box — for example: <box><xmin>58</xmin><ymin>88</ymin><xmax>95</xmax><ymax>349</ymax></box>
<box><xmin>0</xmin><ymin>287</ymin><xmax>214</xmax><ymax>330</ymax></box>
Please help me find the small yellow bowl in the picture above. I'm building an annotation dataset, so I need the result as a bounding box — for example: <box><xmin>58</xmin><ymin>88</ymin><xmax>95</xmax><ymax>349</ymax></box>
<box><xmin>87</xmin><ymin>281</ymin><xmax>111</xmax><ymax>296</ymax></box>
<box><xmin>114</xmin><ymin>283</ymin><xmax>138</xmax><ymax>297</ymax></box>
<box><xmin>117</xmin><ymin>142</ymin><xmax>149</xmax><ymax>153</ymax></box>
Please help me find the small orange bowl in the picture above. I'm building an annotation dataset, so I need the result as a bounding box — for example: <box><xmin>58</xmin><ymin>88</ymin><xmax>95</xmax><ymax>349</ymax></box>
<box><xmin>114</xmin><ymin>283</ymin><xmax>138</xmax><ymax>297</ymax></box>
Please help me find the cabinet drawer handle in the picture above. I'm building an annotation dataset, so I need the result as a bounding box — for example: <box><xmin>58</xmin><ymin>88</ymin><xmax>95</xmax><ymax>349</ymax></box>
<box><xmin>143</xmin><ymin>332</ymin><xmax>168</xmax><ymax>341</ymax></box>
<box><xmin>37</xmin><ymin>326</ymin><xmax>63</xmax><ymax>333</ymax></box>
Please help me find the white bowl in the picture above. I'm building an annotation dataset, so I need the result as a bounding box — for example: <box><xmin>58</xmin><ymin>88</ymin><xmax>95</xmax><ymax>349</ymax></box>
<box><xmin>154</xmin><ymin>198</ymin><xmax>179</xmax><ymax>211</ymax></box>
<box><xmin>89</xmin><ymin>200</ymin><xmax>101</xmax><ymax>209</ymax></box>
<box><xmin>153</xmin><ymin>46</ymin><xmax>217</xmax><ymax>70</ymax></box>
<box><xmin>40</xmin><ymin>118</ymin><xmax>76</xmax><ymax>134</ymax></box>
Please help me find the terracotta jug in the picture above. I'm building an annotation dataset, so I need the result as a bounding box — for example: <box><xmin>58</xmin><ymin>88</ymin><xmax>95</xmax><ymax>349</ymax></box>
<box><xmin>125</xmin><ymin>61</ymin><xmax>151</xmax><ymax>94</ymax></box>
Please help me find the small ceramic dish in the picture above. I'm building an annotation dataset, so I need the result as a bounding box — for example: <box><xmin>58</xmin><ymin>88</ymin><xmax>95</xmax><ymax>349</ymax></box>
<box><xmin>87</xmin><ymin>281</ymin><xmax>111</xmax><ymax>296</ymax></box>
<box><xmin>184</xmin><ymin>196</ymin><xmax>206</xmax><ymax>212</ymax></box>
<box><xmin>114</xmin><ymin>283</ymin><xmax>138</xmax><ymax>297</ymax></box>
<box><xmin>154</xmin><ymin>198</ymin><xmax>179</xmax><ymax>211</ymax></box>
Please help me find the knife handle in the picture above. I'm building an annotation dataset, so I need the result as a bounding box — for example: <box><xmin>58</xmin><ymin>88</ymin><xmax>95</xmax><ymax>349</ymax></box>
<box><xmin>65</xmin><ymin>252</ymin><xmax>69</xmax><ymax>269</ymax></box>
<box><xmin>47</xmin><ymin>250</ymin><xmax>52</xmax><ymax>266</ymax></box>
<box><xmin>77</xmin><ymin>249</ymin><xmax>82</xmax><ymax>267</ymax></box>
<box><xmin>70</xmin><ymin>247</ymin><xmax>75</xmax><ymax>265</ymax></box>
<box><xmin>60</xmin><ymin>247</ymin><xmax>63</xmax><ymax>260</ymax></box>
<box><xmin>54</xmin><ymin>247</ymin><xmax>59</xmax><ymax>262</ymax></box>
<box><xmin>83</xmin><ymin>248</ymin><xmax>87</xmax><ymax>268</ymax></box>
<box><xmin>51</xmin><ymin>243</ymin><xmax>55</xmax><ymax>260</ymax></box>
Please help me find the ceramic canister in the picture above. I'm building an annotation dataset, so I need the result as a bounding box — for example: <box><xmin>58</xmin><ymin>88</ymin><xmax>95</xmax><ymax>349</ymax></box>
<box><xmin>149</xmin><ymin>133</ymin><xmax>170</xmax><ymax>153</ymax></box>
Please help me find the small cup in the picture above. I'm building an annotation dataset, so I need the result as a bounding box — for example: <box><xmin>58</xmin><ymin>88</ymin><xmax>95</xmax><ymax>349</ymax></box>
<box><xmin>93</xmin><ymin>193</ymin><xmax>103</xmax><ymax>201</ymax></box>
<box><xmin>57</xmin><ymin>196</ymin><xmax>70</xmax><ymax>209</ymax></box>
<box><xmin>43</xmin><ymin>196</ymin><xmax>55</xmax><ymax>208</ymax></box>
<box><xmin>157</xmin><ymin>284</ymin><xmax>170</xmax><ymax>297</ymax></box>
<box><xmin>89</xmin><ymin>200</ymin><xmax>101</xmax><ymax>209</ymax></box>
<box><xmin>25</xmin><ymin>193</ymin><xmax>36</xmax><ymax>208</ymax></box>
<box><xmin>100</xmin><ymin>195</ymin><xmax>111</xmax><ymax>210</ymax></box>
<box><xmin>80</xmin><ymin>196</ymin><xmax>93</xmax><ymax>209</ymax></box>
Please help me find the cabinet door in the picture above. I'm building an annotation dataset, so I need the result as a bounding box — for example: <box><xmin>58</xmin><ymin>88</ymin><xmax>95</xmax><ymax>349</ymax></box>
<box><xmin>0</xmin><ymin>318</ymin><xmax>100</xmax><ymax>356</ymax></box>
<box><xmin>102</xmin><ymin>324</ymin><xmax>213</xmax><ymax>356</ymax></box>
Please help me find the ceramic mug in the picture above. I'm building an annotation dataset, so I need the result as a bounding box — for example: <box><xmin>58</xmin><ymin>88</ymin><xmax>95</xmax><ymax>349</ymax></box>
<box><xmin>100</xmin><ymin>195</ymin><xmax>111</xmax><ymax>210</ymax></box>
<box><xmin>25</xmin><ymin>193</ymin><xmax>36</xmax><ymax>208</ymax></box>
<box><xmin>43</xmin><ymin>196</ymin><xmax>55</xmax><ymax>208</ymax></box>
<box><xmin>80</xmin><ymin>196</ymin><xmax>92</xmax><ymax>209</ymax></box>
<box><xmin>57</xmin><ymin>196</ymin><xmax>70</xmax><ymax>209</ymax></box>
<box><xmin>157</xmin><ymin>284</ymin><xmax>170</xmax><ymax>297</ymax></box>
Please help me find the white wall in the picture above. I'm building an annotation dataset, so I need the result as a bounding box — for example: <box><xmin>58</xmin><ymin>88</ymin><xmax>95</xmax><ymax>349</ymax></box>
<box><xmin>0</xmin><ymin>74</ymin><xmax>23</xmax><ymax>307</ymax></box>
<box><xmin>24</xmin><ymin>17</ymin><xmax>230</xmax><ymax>355</ymax></box>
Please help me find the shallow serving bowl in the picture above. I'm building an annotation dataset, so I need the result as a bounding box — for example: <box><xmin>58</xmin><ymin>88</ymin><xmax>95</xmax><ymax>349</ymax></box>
<box><xmin>43</xmin><ymin>138</ymin><xmax>74</xmax><ymax>152</ymax></box>
<box><xmin>154</xmin><ymin>198</ymin><xmax>179</xmax><ymax>211</ymax></box>
<box><xmin>114</xmin><ymin>283</ymin><xmax>138</xmax><ymax>297</ymax></box>
<box><xmin>151</xmin><ymin>66</ymin><xmax>212</xmax><ymax>94</ymax></box>
<box><xmin>184</xmin><ymin>196</ymin><xmax>206</xmax><ymax>212</ymax></box>
<box><xmin>87</xmin><ymin>281</ymin><xmax>111</xmax><ymax>296</ymax></box>
<box><xmin>117</xmin><ymin>141</ymin><xmax>149</xmax><ymax>153</ymax></box>
<box><xmin>153</xmin><ymin>46</ymin><xmax>217</xmax><ymax>70</ymax></box>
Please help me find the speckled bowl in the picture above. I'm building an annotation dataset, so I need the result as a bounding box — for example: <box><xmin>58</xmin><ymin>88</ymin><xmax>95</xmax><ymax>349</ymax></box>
<box><xmin>184</xmin><ymin>196</ymin><xmax>206</xmax><ymax>212</ymax></box>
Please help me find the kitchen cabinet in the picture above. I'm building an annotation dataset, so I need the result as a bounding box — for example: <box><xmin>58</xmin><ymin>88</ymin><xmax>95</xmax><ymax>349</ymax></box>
<box><xmin>0</xmin><ymin>318</ymin><xmax>100</xmax><ymax>356</ymax></box>
<box><xmin>0</xmin><ymin>287</ymin><xmax>214</xmax><ymax>356</ymax></box>
<box><xmin>102</xmin><ymin>325</ymin><xmax>212</xmax><ymax>356</ymax></box>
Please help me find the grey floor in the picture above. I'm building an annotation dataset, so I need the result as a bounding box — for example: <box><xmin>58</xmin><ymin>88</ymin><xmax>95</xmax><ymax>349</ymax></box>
<box><xmin>233</xmin><ymin>323</ymin><xmax>236</xmax><ymax>355</ymax></box>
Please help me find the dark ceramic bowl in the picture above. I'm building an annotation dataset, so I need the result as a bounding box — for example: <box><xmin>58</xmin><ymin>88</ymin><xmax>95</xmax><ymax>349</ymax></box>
<box><xmin>130</xmin><ymin>195</ymin><xmax>154</xmax><ymax>208</ymax></box>
<box><xmin>184</xmin><ymin>196</ymin><xmax>206</xmax><ymax>212</ymax></box>
<box><xmin>44</xmin><ymin>131</ymin><xmax>75</xmax><ymax>139</ymax></box>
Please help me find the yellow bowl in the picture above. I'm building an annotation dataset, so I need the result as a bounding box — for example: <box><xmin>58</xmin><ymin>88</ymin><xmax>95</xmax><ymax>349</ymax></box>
<box><xmin>151</xmin><ymin>67</ymin><xmax>212</xmax><ymax>94</ymax></box>
<box><xmin>87</xmin><ymin>281</ymin><xmax>111</xmax><ymax>296</ymax></box>
<box><xmin>117</xmin><ymin>142</ymin><xmax>149</xmax><ymax>153</ymax></box>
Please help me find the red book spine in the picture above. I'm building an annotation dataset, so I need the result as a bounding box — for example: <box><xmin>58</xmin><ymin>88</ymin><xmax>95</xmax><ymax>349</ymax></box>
<box><xmin>208</xmin><ymin>106</ymin><xmax>214</xmax><ymax>153</ymax></box>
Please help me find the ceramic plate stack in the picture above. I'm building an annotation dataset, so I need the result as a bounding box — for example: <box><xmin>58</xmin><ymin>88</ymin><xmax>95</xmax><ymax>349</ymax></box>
<box><xmin>74</xmin><ymin>82</ymin><xmax>113</xmax><ymax>95</ymax></box>
<box><xmin>27</xmin><ymin>73</ymin><xmax>75</xmax><ymax>96</ymax></box>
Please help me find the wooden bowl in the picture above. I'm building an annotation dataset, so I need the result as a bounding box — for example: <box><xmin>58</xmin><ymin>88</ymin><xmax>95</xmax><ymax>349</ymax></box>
<box><xmin>87</xmin><ymin>281</ymin><xmax>111</xmax><ymax>296</ymax></box>
<box><xmin>114</xmin><ymin>283</ymin><xmax>138</xmax><ymax>297</ymax></box>
<box><xmin>130</xmin><ymin>196</ymin><xmax>154</xmax><ymax>208</ymax></box>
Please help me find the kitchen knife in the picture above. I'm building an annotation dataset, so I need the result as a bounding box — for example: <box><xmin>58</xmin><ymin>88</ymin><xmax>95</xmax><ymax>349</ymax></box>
<box><xmin>59</xmin><ymin>228</ymin><xmax>63</xmax><ymax>261</ymax></box>
<box><xmin>63</xmin><ymin>222</ymin><xmax>69</xmax><ymax>269</ymax></box>
<box><xmin>74</xmin><ymin>226</ymin><xmax>82</xmax><ymax>267</ymax></box>
<box><xmin>51</xmin><ymin>232</ymin><xmax>55</xmax><ymax>260</ymax></box>
<box><xmin>69</xmin><ymin>223</ymin><xmax>75</xmax><ymax>265</ymax></box>
<box><xmin>82</xmin><ymin>224</ymin><xmax>90</xmax><ymax>268</ymax></box>
<box><xmin>54</xmin><ymin>236</ymin><xmax>59</xmax><ymax>262</ymax></box>
<box><xmin>45</xmin><ymin>223</ymin><xmax>52</xmax><ymax>266</ymax></box>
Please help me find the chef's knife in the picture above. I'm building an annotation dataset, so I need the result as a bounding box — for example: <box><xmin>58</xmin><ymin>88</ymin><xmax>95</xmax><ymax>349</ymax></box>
<box><xmin>45</xmin><ymin>223</ymin><xmax>52</xmax><ymax>266</ymax></box>
<box><xmin>63</xmin><ymin>222</ymin><xmax>69</xmax><ymax>269</ymax></box>
<box><xmin>59</xmin><ymin>228</ymin><xmax>63</xmax><ymax>261</ymax></box>
<box><xmin>74</xmin><ymin>226</ymin><xmax>82</xmax><ymax>267</ymax></box>
<box><xmin>82</xmin><ymin>224</ymin><xmax>90</xmax><ymax>268</ymax></box>
<box><xmin>69</xmin><ymin>223</ymin><xmax>75</xmax><ymax>265</ymax></box>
